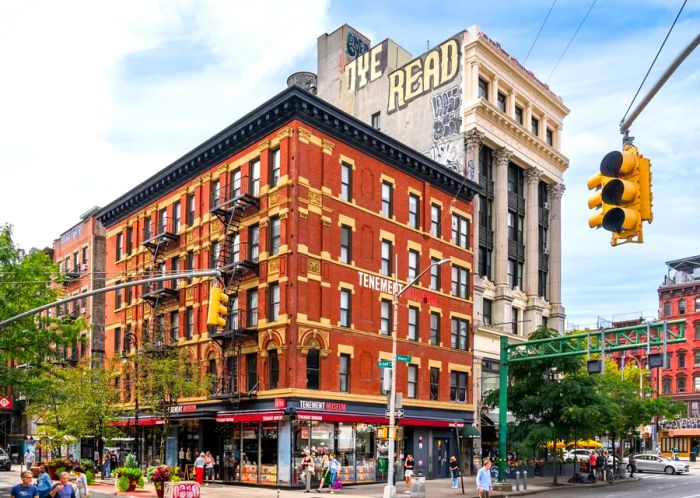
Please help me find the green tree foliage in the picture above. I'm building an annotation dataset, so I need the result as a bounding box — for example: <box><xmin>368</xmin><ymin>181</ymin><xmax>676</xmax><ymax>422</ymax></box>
<box><xmin>0</xmin><ymin>224</ymin><xmax>83</xmax><ymax>394</ymax></box>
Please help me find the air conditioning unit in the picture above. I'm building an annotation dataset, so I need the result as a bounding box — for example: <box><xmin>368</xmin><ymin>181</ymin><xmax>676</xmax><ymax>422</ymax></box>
<box><xmin>81</xmin><ymin>263</ymin><xmax>88</xmax><ymax>272</ymax></box>
<box><xmin>543</xmin><ymin>247</ymin><xmax>549</xmax><ymax>255</ymax></box>
<box><xmin>81</xmin><ymin>307</ymin><xmax>87</xmax><ymax>314</ymax></box>
<box><xmin>543</xmin><ymin>202</ymin><xmax>550</xmax><ymax>210</ymax></box>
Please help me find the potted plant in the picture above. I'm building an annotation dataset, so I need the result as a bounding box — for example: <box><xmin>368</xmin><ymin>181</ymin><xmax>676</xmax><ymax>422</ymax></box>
<box><xmin>45</xmin><ymin>458</ymin><xmax>71</xmax><ymax>480</ymax></box>
<box><xmin>147</xmin><ymin>465</ymin><xmax>179</xmax><ymax>498</ymax></box>
<box><xmin>114</xmin><ymin>454</ymin><xmax>143</xmax><ymax>492</ymax></box>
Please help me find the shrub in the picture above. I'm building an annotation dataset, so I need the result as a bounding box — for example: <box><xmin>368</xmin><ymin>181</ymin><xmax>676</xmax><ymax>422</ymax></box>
<box><xmin>80</xmin><ymin>459</ymin><xmax>96</xmax><ymax>473</ymax></box>
<box><xmin>124</xmin><ymin>454</ymin><xmax>138</xmax><ymax>469</ymax></box>
<box><xmin>137</xmin><ymin>476</ymin><xmax>144</xmax><ymax>488</ymax></box>
<box><xmin>85</xmin><ymin>471</ymin><xmax>95</xmax><ymax>485</ymax></box>
<box><xmin>114</xmin><ymin>467</ymin><xmax>143</xmax><ymax>480</ymax></box>
<box><xmin>117</xmin><ymin>476</ymin><xmax>130</xmax><ymax>492</ymax></box>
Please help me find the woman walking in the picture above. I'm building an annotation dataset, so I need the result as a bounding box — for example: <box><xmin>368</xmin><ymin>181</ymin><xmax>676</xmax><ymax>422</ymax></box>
<box><xmin>328</xmin><ymin>454</ymin><xmax>339</xmax><ymax>494</ymax></box>
<box><xmin>36</xmin><ymin>466</ymin><xmax>52</xmax><ymax>498</ymax></box>
<box><xmin>102</xmin><ymin>453</ymin><xmax>111</xmax><ymax>479</ymax></box>
<box><xmin>449</xmin><ymin>456</ymin><xmax>460</xmax><ymax>489</ymax></box>
<box><xmin>204</xmin><ymin>451</ymin><xmax>215</xmax><ymax>485</ymax></box>
<box><xmin>73</xmin><ymin>467</ymin><xmax>89</xmax><ymax>498</ymax></box>
<box><xmin>316</xmin><ymin>454</ymin><xmax>330</xmax><ymax>493</ymax></box>
<box><xmin>403</xmin><ymin>454</ymin><xmax>415</xmax><ymax>494</ymax></box>
<box><xmin>194</xmin><ymin>452</ymin><xmax>206</xmax><ymax>485</ymax></box>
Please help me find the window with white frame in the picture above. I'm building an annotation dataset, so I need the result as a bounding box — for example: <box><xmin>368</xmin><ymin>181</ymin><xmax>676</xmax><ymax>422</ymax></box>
<box><xmin>341</xmin><ymin>162</ymin><xmax>352</xmax><ymax>201</ymax></box>
<box><xmin>408</xmin><ymin>250</ymin><xmax>419</xmax><ymax>280</ymax></box>
<box><xmin>249</xmin><ymin>159</ymin><xmax>260</xmax><ymax>196</ymax></box>
<box><xmin>450</xmin><ymin>371</ymin><xmax>467</xmax><ymax>402</ymax></box>
<box><xmin>268</xmin><ymin>282</ymin><xmax>280</xmax><ymax>322</ymax></box>
<box><xmin>451</xmin><ymin>265</ymin><xmax>469</xmax><ymax>298</ymax></box>
<box><xmin>430</xmin><ymin>257</ymin><xmax>441</xmax><ymax>290</ymax></box>
<box><xmin>408</xmin><ymin>365</ymin><xmax>418</xmax><ymax>398</ymax></box>
<box><xmin>451</xmin><ymin>317</ymin><xmax>469</xmax><ymax>350</ymax></box>
<box><xmin>270</xmin><ymin>148</ymin><xmax>281</xmax><ymax>187</ymax></box>
<box><xmin>381</xmin><ymin>181</ymin><xmax>393</xmax><ymax>217</ymax></box>
<box><xmin>340</xmin><ymin>289</ymin><xmax>351</xmax><ymax>327</ymax></box>
<box><xmin>340</xmin><ymin>225</ymin><xmax>352</xmax><ymax>264</ymax></box>
<box><xmin>380</xmin><ymin>299</ymin><xmax>391</xmax><ymax>335</ymax></box>
<box><xmin>430</xmin><ymin>312</ymin><xmax>440</xmax><ymax>345</ymax></box>
<box><xmin>409</xmin><ymin>194</ymin><xmax>420</xmax><ymax>229</ymax></box>
<box><xmin>408</xmin><ymin>306</ymin><xmax>419</xmax><ymax>341</ymax></box>
<box><xmin>451</xmin><ymin>214</ymin><xmax>470</xmax><ymax>249</ymax></box>
<box><xmin>430</xmin><ymin>204</ymin><xmax>441</xmax><ymax>237</ymax></box>
<box><xmin>381</xmin><ymin>240</ymin><xmax>392</xmax><ymax>276</ymax></box>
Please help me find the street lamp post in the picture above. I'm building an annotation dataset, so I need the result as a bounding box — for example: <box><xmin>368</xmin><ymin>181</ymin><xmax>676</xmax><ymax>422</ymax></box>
<box><xmin>621</xmin><ymin>353</ymin><xmax>645</xmax><ymax>453</ymax></box>
<box><xmin>122</xmin><ymin>331</ymin><xmax>139</xmax><ymax>466</ymax></box>
<box><xmin>384</xmin><ymin>257</ymin><xmax>450</xmax><ymax>498</ymax></box>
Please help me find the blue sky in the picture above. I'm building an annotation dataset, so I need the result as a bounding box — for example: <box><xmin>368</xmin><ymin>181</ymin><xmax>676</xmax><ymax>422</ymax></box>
<box><xmin>0</xmin><ymin>0</ymin><xmax>698</xmax><ymax>328</ymax></box>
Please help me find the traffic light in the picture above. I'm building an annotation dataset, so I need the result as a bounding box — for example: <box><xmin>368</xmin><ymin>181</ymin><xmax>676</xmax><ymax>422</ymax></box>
<box><xmin>587</xmin><ymin>144</ymin><xmax>652</xmax><ymax>246</ymax></box>
<box><xmin>206</xmin><ymin>286</ymin><xmax>229</xmax><ymax>327</ymax></box>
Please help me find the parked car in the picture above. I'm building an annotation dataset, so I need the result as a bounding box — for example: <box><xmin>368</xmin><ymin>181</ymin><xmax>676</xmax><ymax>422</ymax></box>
<box><xmin>0</xmin><ymin>448</ymin><xmax>11</xmax><ymax>471</ymax></box>
<box><xmin>564</xmin><ymin>449</ymin><xmax>594</xmax><ymax>463</ymax></box>
<box><xmin>625</xmin><ymin>454</ymin><xmax>690</xmax><ymax>474</ymax></box>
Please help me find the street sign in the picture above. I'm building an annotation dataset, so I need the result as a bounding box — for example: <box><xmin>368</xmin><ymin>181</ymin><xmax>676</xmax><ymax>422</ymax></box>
<box><xmin>385</xmin><ymin>409</ymin><xmax>404</xmax><ymax>418</ymax></box>
<box><xmin>396</xmin><ymin>355</ymin><xmax>412</xmax><ymax>362</ymax></box>
<box><xmin>377</xmin><ymin>360</ymin><xmax>392</xmax><ymax>368</ymax></box>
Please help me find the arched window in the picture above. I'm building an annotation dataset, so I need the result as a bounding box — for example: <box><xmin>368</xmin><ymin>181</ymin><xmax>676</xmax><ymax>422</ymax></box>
<box><xmin>307</xmin><ymin>349</ymin><xmax>320</xmax><ymax>390</ymax></box>
<box><xmin>679</xmin><ymin>299</ymin><xmax>687</xmax><ymax>314</ymax></box>
<box><xmin>678</xmin><ymin>377</ymin><xmax>687</xmax><ymax>393</ymax></box>
<box><xmin>695</xmin><ymin>321</ymin><xmax>700</xmax><ymax>341</ymax></box>
<box><xmin>664</xmin><ymin>301</ymin><xmax>671</xmax><ymax>317</ymax></box>
<box><xmin>662</xmin><ymin>377</ymin><xmax>672</xmax><ymax>394</ymax></box>
<box><xmin>268</xmin><ymin>349</ymin><xmax>279</xmax><ymax>390</ymax></box>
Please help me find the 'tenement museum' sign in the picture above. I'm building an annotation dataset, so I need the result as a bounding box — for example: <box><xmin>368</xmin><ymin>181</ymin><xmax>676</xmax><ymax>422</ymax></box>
<box><xmin>357</xmin><ymin>271</ymin><xmax>403</xmax><ymax>295</ymax></box>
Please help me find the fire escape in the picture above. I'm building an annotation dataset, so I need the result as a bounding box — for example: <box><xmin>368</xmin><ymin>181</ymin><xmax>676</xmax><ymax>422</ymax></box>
<box><xmin>141</xmin><ymin>216</ymin><xmax>179</xmax><ymax>348</ymax></box>
<box><xmin>209</xmin><ymin>176</ymin><xmax>259</xmax><ymax>412</ymax></box>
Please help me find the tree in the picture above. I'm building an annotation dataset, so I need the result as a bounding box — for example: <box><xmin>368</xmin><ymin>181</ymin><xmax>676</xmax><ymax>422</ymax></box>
<box><xmin>0</xmin><ymin>224</ymin><xmax>83</xmax><ymax>395</ymax></box>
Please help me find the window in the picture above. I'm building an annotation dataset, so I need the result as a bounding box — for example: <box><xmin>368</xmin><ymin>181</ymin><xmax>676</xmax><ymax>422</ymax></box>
<box><xmin>380</xmin><ymin>367</ymin><xmax>390</xmax><ymax>395</ymax></box>
<box><xmin>408</xmin><ymin>250</ymin><xmax>419</xmax><ymax>280</ymax></box>
<box><xmin>115</xmin><ymin>282</ymin><xmax>122</xmax><ymax>309</ymax></box>
<box><xmin>430</xmin><ymin>312</ymin><xmax>440</xmax><ymax>345</ymax></box>
<box><xmin>531</xmin><ymin>116</ymin><xmax>540</xmax><ymax>136</ymax></box>
<box><xmin>450</xmin><ymin>371</ymin><xmax>467</xmax><ymax>402</ymax></box>
<box><xmin>81</xmin><ymin>246</ymin><xmax>88</xmax><ymax>267</ymax></box>
<box><xmin>678</xmin><ymin>376</ymin><xmax>687</xmax><ymax>393</ymax></box>
<box><xmin>249</xmin><ymin>159</ymin><xmax>261</xmax><ymax>196</ymax></box>
<box><xmin>186</xmin><ymin>250</ymin><xmax>195</xmax><ymax>275</ymax></box>
<box><xmin>249</xmin><ymin>224</ymin><xmax>259</xmax><ymax>260</ymax></box>
<box><xmin>340</xmin><ymin>289</ymin><xmax>351</xmax><ymax>327</ymax></box>
<box><xmin>691</xmin><ymin>401</ymin><xmax>700</xmax><ymax>417</ymax></box>
<box><xmin>680</xmin><ymin>299</ymin><xmax>687</xmax><ymax>314</ymax></box>
<box><xmin>269</xmin><ymin>216</ymin><xmax>281</xmax><ymax>255</ymax></box>
<box><xmin>158</xmin><ymin>207</ymin><xmax>168</xmax><ymax>234</ymax></box>
<box><xmin>307</xmin><ymin>349</ymin><xmax>320</xmax><ymax>389</ymax></box>
<box><xmin>210</xmin><ymin>240</ymin><xmax>220</xmax><ymax>269</ymax></box>
<box><xmin>246</xmin><ymin>353</ymin><xmax>258</xmax><ymax>392</ymax></box>
<box><xmin>696</xmin><ymin>297</ymin><xmax>700</xmax><ymax>312</ymax></box>
<box><xmin>662</xmin><ymin>378</ymin><xmax>672</xmax><ymax>394</ymax></box>
<box><xmin>380</xmin><ymin>299</ymin><xmax>392</xmax><ymax>335</ymax></box>
<box><xmin>546</xmin><ymin>128</ymin><xmax>554</xmax><ymax>146</ymax></box>
<box><xmin>125</xmin><ymin>283</ymin><xmax>132</xmax><ymax>305</ymax></box>
<box><xmin>341</xmin><ymin>162</ymin><xmax>352</xmax><ymax>201</ymax></box>
<box><xmin>451</xmin><ymin>214</ymin><xmax>470</xmax><ymax>249</ymax></box>
<box><xmin>408</xmin><ymin>365</ymin><xmax>418</xmax><ymax>398</ymax></box>
<box><xmin>268</xmin><ymin>349</ymin><xmax>279</xmax><ymax>389</ymax></box>
<box><xmin>339</xmin><ymin>354</ymin><xmax>350</xmax><ymax>392</ymax></box>
<box><xmin>695</xmin><ymin>350</ymin><xmax>700</xmax><ymax>367</ymax></box>
<box><xmin>430</xmin><ymin>204</ymin><xmax>441</xmax><ymax>237</ymax></box>
<box><xmin>114</xmin><ymin>327</ymin><xmax>121</xmax><ymax>355</ymax></box>
<box><xmin>679</xmin><ymin>351</ymin><xmax>686</xmax><ymax>369</ymax></box>
<box><xmin>230</xmin><ymin>295</ymin><xmax>239</xmax><ymax>329</ymax></box>
<box><xmin>451</xmin><ymin>265</ymin><xmax>469</xmax><ymax>298</ymax></box>
<box><xmin>173</xmin><ymin>201</ymin><xmax>181</xmax><ymax>233</ymax></box>
<box><xmin>143</xmin><ymin>217</ymin><xmax>152</xmax><ymax>241</ymax></box>
<box><xmin>478</xmin><ymin>77</ymin><xmax>489</xmax><ymax>99</ymax></box>
<box><xmin>515</xmin><ymin>105</ymin><xmax>523</xmax><ymax>124</ymax></box>
<box><xmin>483</xmin><ymin>299</ymin><xmax>493</xmax><ymax>326</ymax></box>
<box><xmin>170</xmin><ymin>311</ymin><xmax>179</xmax><ymax>342</ymax></box>
<box><xmin>210</xmin><ymin>179</ymin><xmax>221</xmax><ymax>209</ymax></box>
<box><xmin>408</xmin><ymin>306</ymin><xmax>419</xmax><ymax>340</ymax></box>
<box><xmin>381</xmin><ymin>240</ymin><xmax>392</xmax><ymax>276</ymax></box>
<box><xmin>371</xmin><ymin>111</ymin><xmax>381</xmax><ymax>130</ymax></box>
<box><xmin>340</xmin><ymin>225</ymin><xmax>352</xmax><ymax>263</ymax></box>
<box><xmin>430</xmin><ymin>367</ymin><xmax>440</xmax><ymax>400</ymax></box>
<box><xmin>126</xmin><ymin>226</ymin><xmax>133</xmax><ymax>254</ymax></box>
<box><xmin>664</xmin><ymin>301</ymin><xmax>671</xmax><ymax>317</ymax></box>
<box><xmin>430</xmin><ymin>258</ymin><xmax>441</xmax><ymax>290</ymax></box>
<box><xmin>512</xmin><ymin>306</ymin><xmax>520</xmax><ymax>335</ymax></box>
<box><xmin>247</xmin><ymin>289</ymin><xmax>258</xmax><ymax>327</ymax></box>
<box><xmin>695</xmin><ymin>376</ymin><xmax>700</xmax><ymax>393</ymax></box>
<box><xmin>496</xmin><ymin>92</ymin><xmax>507</xmax><ymax>112</ymax></box>
<box><xmin>115</xmin><ymin>233</ymin><xmax>123</xmax><ymax>261</ymax></box>
<box><xmin>171</xmin><ymin>257</ymin><xmax>180</xmax><ymax>288</ymax></box>
<box><xmin>381</xmin><ymin>181</ymin><xmax>393</xmax><ymax>217</ymax></box>
<box><xmin>186</xmin><ymin>193</ymin><xmax>195</xmax><ymax>226</ymax></box>
<box><xmin>185</xmin><ymin>307</ymin><xmax>194</xmax><ymax>339</ymax></box>
<box><xmin>231</xmin><ymin>169</ymin><xmax>242</xmax><ymax>198</ymax></box>
<box><xmin>451</xmin><ymin>318</ymin><xmax>469</xmax><ymax>350</ymax></box>
<box><xmin>268</xmin><ymin>283</ymin><xmax>280</xmax><ymax>322</ymax></box>
<box><xmin>270</xmin><ymin>148</ymin><xmax>281</xmax><ymax>187</ymax></box>
<box><xmin>408</xmin><ymin>194</ymin><xmax>420</xmax><ymax>229</ymax></box>
<box><xmin>508</xmin><ymin>259</ymin><xmax>523</xmax><ymax>289</ymax></box>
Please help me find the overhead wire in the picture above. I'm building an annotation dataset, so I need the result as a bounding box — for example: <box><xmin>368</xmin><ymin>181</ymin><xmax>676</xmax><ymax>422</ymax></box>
<box><xmin>546</xmin><ymin>0</ymin><xmax>598</xmax><ymax>83</ymax></box>
<box><xmin>524</xmin><ymin>0</ymin><xmax>558</xmax><ymax>64</ymax></box>
<box><xmin>620</xmin><ymin>0</ymin><xmax>688</xmax><ymax>126</ymax></box>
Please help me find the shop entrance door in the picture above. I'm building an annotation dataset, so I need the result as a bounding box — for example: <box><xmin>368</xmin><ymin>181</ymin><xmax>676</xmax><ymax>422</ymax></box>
<box><xmin>433</xmin><ymin>438</ymin><xmax>449</xmax><ymax>478</ymax></box>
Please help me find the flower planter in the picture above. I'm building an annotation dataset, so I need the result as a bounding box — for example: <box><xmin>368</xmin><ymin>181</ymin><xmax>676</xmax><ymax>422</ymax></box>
<box><xmin>154</xmin><ymin>481</ymin><xmax>165</xmax><ymax>498</ymax></box>
<box><xmin>127</xmin><ymin>478</ymin><xmax>137</xmax><ymax>492</ymax></box>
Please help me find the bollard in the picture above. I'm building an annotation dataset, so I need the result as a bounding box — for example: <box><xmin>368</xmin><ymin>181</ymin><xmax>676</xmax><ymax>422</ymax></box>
<box><xmin>523</xmin><ymin>470</ymin><xmax>528</xmax><ymax>490</ymax></box>
<box><xmin>515</xmin><ymin>471</ymin><xmax>520</xmax><ymax>491</ymax></box>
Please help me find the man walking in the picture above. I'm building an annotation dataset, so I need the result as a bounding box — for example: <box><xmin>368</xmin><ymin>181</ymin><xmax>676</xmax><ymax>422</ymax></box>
<box><xmin>628</xmin><ymin>453</ymin><xmax>636</xmax><ymax>478</ymax></box>
<box><xmin>12</xmin><ymin>471</ymin><xmax>39</xmax><ymax>498</ymax></box>
<box><xmin>23</xmin><ymin>449</ymin><xmax>35</xmax><ymax>472</ymax></box>
<box><xmin>476</xmin><ymin>460</ymin><xmax>493</xmax><ymax>498</ymax></box>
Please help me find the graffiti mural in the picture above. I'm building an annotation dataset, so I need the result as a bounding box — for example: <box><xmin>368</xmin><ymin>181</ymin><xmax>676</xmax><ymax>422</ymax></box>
<box><xmin>346</xmin><ymin>31</ymin><xmax>370</xmax><ymax>58</ymax></box>
<box><xmin>431</xmin><ymin>86</ymin><xmax>461</xmax><ymax>141</ymax></box>
<box><xmin>427</xmin><ymin>138</ymin><xmax>464</xmax><ymax>173</ymax></box>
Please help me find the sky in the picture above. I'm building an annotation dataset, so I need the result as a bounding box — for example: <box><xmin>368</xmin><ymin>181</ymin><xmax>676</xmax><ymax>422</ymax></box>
<box><xmin>1</xmin><ymin>0</ymin><xmax>698</xmax><ymax>329</ymax></box>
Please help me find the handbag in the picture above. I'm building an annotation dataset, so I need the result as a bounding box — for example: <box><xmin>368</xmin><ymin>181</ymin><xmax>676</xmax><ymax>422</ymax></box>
<box><xmin>332</xmin><ymin>478</ymin><xmax>343</xmax><ymax>490</ymax></box>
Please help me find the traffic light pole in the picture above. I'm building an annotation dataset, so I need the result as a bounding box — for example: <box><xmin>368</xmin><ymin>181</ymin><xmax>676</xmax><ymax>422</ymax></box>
<box><xmin>495</xmin><ymin>320</ymin><xmax>686</xmax><ymax>483</ymax></box>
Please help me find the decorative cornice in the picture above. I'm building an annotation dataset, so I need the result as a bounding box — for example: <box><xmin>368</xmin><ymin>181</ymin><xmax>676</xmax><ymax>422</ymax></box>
<box><xmin>547</xmin><ymin>183</ymin><xmax>565</xmax><ymax>199</ymax></box>
<box><xmin>97</xmin><ymin>87</ymin><xmax>481</xmax><ymax>227</ymax></box>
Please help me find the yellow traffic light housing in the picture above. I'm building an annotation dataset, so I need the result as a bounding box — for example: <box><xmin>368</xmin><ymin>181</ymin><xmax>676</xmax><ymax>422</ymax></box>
<box><xmin>207</xmin><ymin>286</ymin><xmax>230</xmax><ymax>327</ymax></box>
<box><xmin>587</xmin><ymin>145</ymin><xmax>653</xmax><ymax>246</ymax></box>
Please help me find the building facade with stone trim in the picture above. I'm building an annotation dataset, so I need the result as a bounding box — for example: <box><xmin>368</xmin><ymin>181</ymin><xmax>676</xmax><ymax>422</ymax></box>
<box><xmin>96</xmin><ymin>87</ymin><xmax>481</xmax><ymax>484</ymax></box>
<box><xmin>314</xmin><ymin>24</ymin><xmax>569</xmax><ymax>448</ymax></box>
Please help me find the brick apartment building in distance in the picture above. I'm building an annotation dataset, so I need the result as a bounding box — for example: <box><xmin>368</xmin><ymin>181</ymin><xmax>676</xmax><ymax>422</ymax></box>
<box><xmin>314</xmin><ymin>24</ymin><xmax>569</xmax><ymax>449</ymax></box>
<box><xmin>656</xmin><ymin>255</ymin><xmax>700</xmax><ymax>457</ymax></box>
<box><xmin>96</xmin><ymin>86</ymin><xmax>480</xmax><ymax>485</ymax></box>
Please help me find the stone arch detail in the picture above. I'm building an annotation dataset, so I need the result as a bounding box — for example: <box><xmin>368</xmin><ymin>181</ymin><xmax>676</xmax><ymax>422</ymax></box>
<box><xmin>258</xmin><ymin>328</ymin><xmax>287</xmax><ymax>357</ymax></box>
<box><xmin>298</xmin><ymin>327</ymin><xmax>330</xmax><ymax>357</ymax></box>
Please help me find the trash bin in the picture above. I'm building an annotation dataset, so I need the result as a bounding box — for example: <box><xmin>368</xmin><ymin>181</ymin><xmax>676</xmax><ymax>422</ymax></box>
<box><xmin>410</xmin><ymin>470</ymin><xmax>426</xmax><ymax>498</ymax></box>
<box><xmin>690</xmin><ymin>451</ymin><xmax>697</xmax><ymax>463</ymax></box>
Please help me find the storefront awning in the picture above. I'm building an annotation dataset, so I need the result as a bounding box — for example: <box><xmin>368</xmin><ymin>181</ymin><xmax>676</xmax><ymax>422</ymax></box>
<box><xmin>296</xmin><ymin>411</ymin><xmax>387</xmax><ymax>424</ymax></box>
<box><xmin>668</xmin><ymin>429</ymin><xmax>700</xmax><ymax>437</ymax></box>
<box><xmin>215</xmin><ymin>410</ymin><xmax>285</xmax><ymax>423</ymax></box>
<box><xmin>110</xmin><ymin>417</ymin><xmax>164</xmax><ymax>427</ymax></box>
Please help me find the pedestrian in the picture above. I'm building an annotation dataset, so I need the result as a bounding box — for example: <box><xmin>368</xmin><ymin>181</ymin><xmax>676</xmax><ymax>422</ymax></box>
<box><xmin>328</xmin><ymin>454</ymin><xmax>339</xmax><ymax>494</ymax></box>
<box><xmin>628</xmin><ymin>453</ymin><xmax>636</xmax><ymax>478</ymax></box>
<box><xmin>476</xmin><ymin>460</ymin><xmax>493</xmax><ymax>498</ymax></box>
<box><xmin>37</xmin><ymin>466</ymin><xmax>52</xmax><ymax>498</ymax></box>
<box><xmin>93</xmin><ymin>450</ymin><xmax>100</xmax><ymax>470</ymax></box>
<box><xmin>194</xmin><ymin>452</ymin><xmax>206</xmax><ymax>485</ymax></box>
<box><xmin>204</xmin><ymin>451</ymin><xmax>215</xmax><ymax>485</ymax></box>
<box><xmin>449</xmin><ymin>456</ymin><xmax>460</xmax><ymax>489</ymax></box>
<box><xmin>109</xmin><ymin>451</ymin><xmax>117</xmax><ymax>472</ymax></box>
<box><xmin>403</xmin><ymin>454</ymin><xmax>414</xmax><ymax>494</ymax></box>
<box><xmin>300</xmin><ymin>449</ymin><xmax>315</xmax><ymax>493</ymax></box>
<box><xmin>73</xmin><ymin>467</ymin><xmax>89</xmax><ymax>498</ymax></box>
<box><xmin>655</xmin><ymin>444</ymin><xmax>661</xmax><ymax>456</ymax></box>
<box><xmin>12</xmin><ymin>471</ymin><xmax>39</xmax><ymax>498</ymax></box>
<box><xmin>588</xmin><ymin>452</ymin><xmax>597</xmax><ymax>481</ymax></box>
<box><xmin>316</xmin><ymin>454</ymin><xmax>330</xmax><ymax>493</ymax></box>
<box><xmin>23</xmin><ymin>449</ymin><xmax>35</xmax><ymax>472</ymax></box>
<box><xmin>102</xmin><ymin>453</ymin><xmax>111</xmax><ymax>479</ymax></box>
<box><xmin>49</xmin><ymin>472</ymin><xmax>76</xmax><ymax>498</ymax></box>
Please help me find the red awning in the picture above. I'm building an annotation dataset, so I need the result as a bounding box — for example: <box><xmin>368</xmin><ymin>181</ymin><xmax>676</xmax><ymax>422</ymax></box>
<box><xmin>296</xmin><ymin>411</ymin><xmax>387</xmax><ymax>424</ymax></box>
<box><xmin>110</xmin><ymin>418</ymin><xmax>164</xmax><ymax>427</ymax></box>
<box><xmin>400</xmin><ymin>419</ymin><xmax>464</xmax><ymax>428</ymax></box>
<box><xmin>215</xmin><ymin>411</ymin><xmax>285</xmax><ymax>423</ymax></box>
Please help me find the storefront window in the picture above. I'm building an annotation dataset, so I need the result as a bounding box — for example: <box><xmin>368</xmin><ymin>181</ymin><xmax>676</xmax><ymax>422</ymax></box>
<box><xmin>355</xmin><ymin>424</ymin><xmax>377</xmax><ymax>482</ymax></box>
<box><xmin>293</xmin><ymin>421</ymin><xmax>310</xmax><ymax>486</ymax></box>
<box><xmin>219</xmin><ymin>425</ymin><xmax>240</xmax><ymax>482</ymax></box>
<box><xmin>260</xmin><ymin>423</ymin><xmax>278</xmax><ymax>485</ymax></box>
<box><xmin>241</xmin><ymin>423</ymin><xmax>258</xmax><ymax>483</ymax></box>
<box><xmin>336</xmin><ymin>424</ymin><xmax>354</xmax><ymax>482</ymax></box>
<box><xmin>311</xmin><ymin>422</ymin><xmax>334</xmax><ymax>457</ymax></box>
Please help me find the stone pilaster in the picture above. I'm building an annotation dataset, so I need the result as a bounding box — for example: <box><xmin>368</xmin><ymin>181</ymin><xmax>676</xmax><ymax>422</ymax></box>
<box><xmin>492</xmin><ymin>147</ymin><xmax>512</xmax><ymax>330</ymax></box>
<box><xmin>547</xmin><ymin>183</ymin><xmax>566</xmax><ymax>332</ymax></box>
<box><xmin>524</xmin><ymin>168</ymin><xmax>543</xmax><ymax>331</ymax></box>
<box><xmin>465</xmin><ymin>129</ymin><xmax>484</xmax><ymax>255</ymax></box>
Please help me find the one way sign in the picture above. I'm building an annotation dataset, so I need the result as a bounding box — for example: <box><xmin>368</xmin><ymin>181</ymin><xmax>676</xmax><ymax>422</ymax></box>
<box><xmin>385</xmin><ymin>409</ymin><xmax>404</xmax><ymax>418</ymax></box>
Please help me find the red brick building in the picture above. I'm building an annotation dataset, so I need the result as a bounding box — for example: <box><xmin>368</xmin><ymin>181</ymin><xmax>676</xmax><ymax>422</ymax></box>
<box><xmin>657</xmin><ymin>255</ymin><xmax>700</xmax><ymax>456</ymax></box>
<box><xmin>97</xmin><ymin>87</ymin><xmax>480</xmax><ymax>485</ymax></box>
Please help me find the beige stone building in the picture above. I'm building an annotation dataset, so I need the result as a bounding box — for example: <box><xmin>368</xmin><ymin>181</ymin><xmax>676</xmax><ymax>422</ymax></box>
<box><xmin>313</xmin><ymin>24</ymin><xmax>569</xmax><ymax>448</ymax></box>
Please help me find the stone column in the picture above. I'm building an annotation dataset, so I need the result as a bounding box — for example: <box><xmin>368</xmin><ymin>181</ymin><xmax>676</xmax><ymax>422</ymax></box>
<box><xmin>524</xmin><ymin>168</ymin><xmax>543</xmax><ymax>330</ymax></box>
<box><xmin>508</xmin><ymin>90</ymin><xmax>516</xmax><ymax>120</ymax></box>
<box><xmin>471</xmin><ymin>61</ymin><xmax>480</xmax><ymax>100</ymax></box>
<box><xmin>492</xmin><ymin>147</ymin><xmax>512</xmax><ymax>329</ymax></box>
<box><xmin>541</xmin><ymin>115</ymin><xmax>548</xmax><ymax>142</ymax></box>
<box><xmin>525</xmin><ymin>104</ymin><xmax>533</xmax><ymax>133</ymax></box>
<box><xmin>465</xmin><ymin>129</ymin><xmax>484</xmax><ymax>258</ymax></box>
<box><xmin>547</xmin><ymin>183</ymin><xmax>566</xmax><ymax>332</ymax></box>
